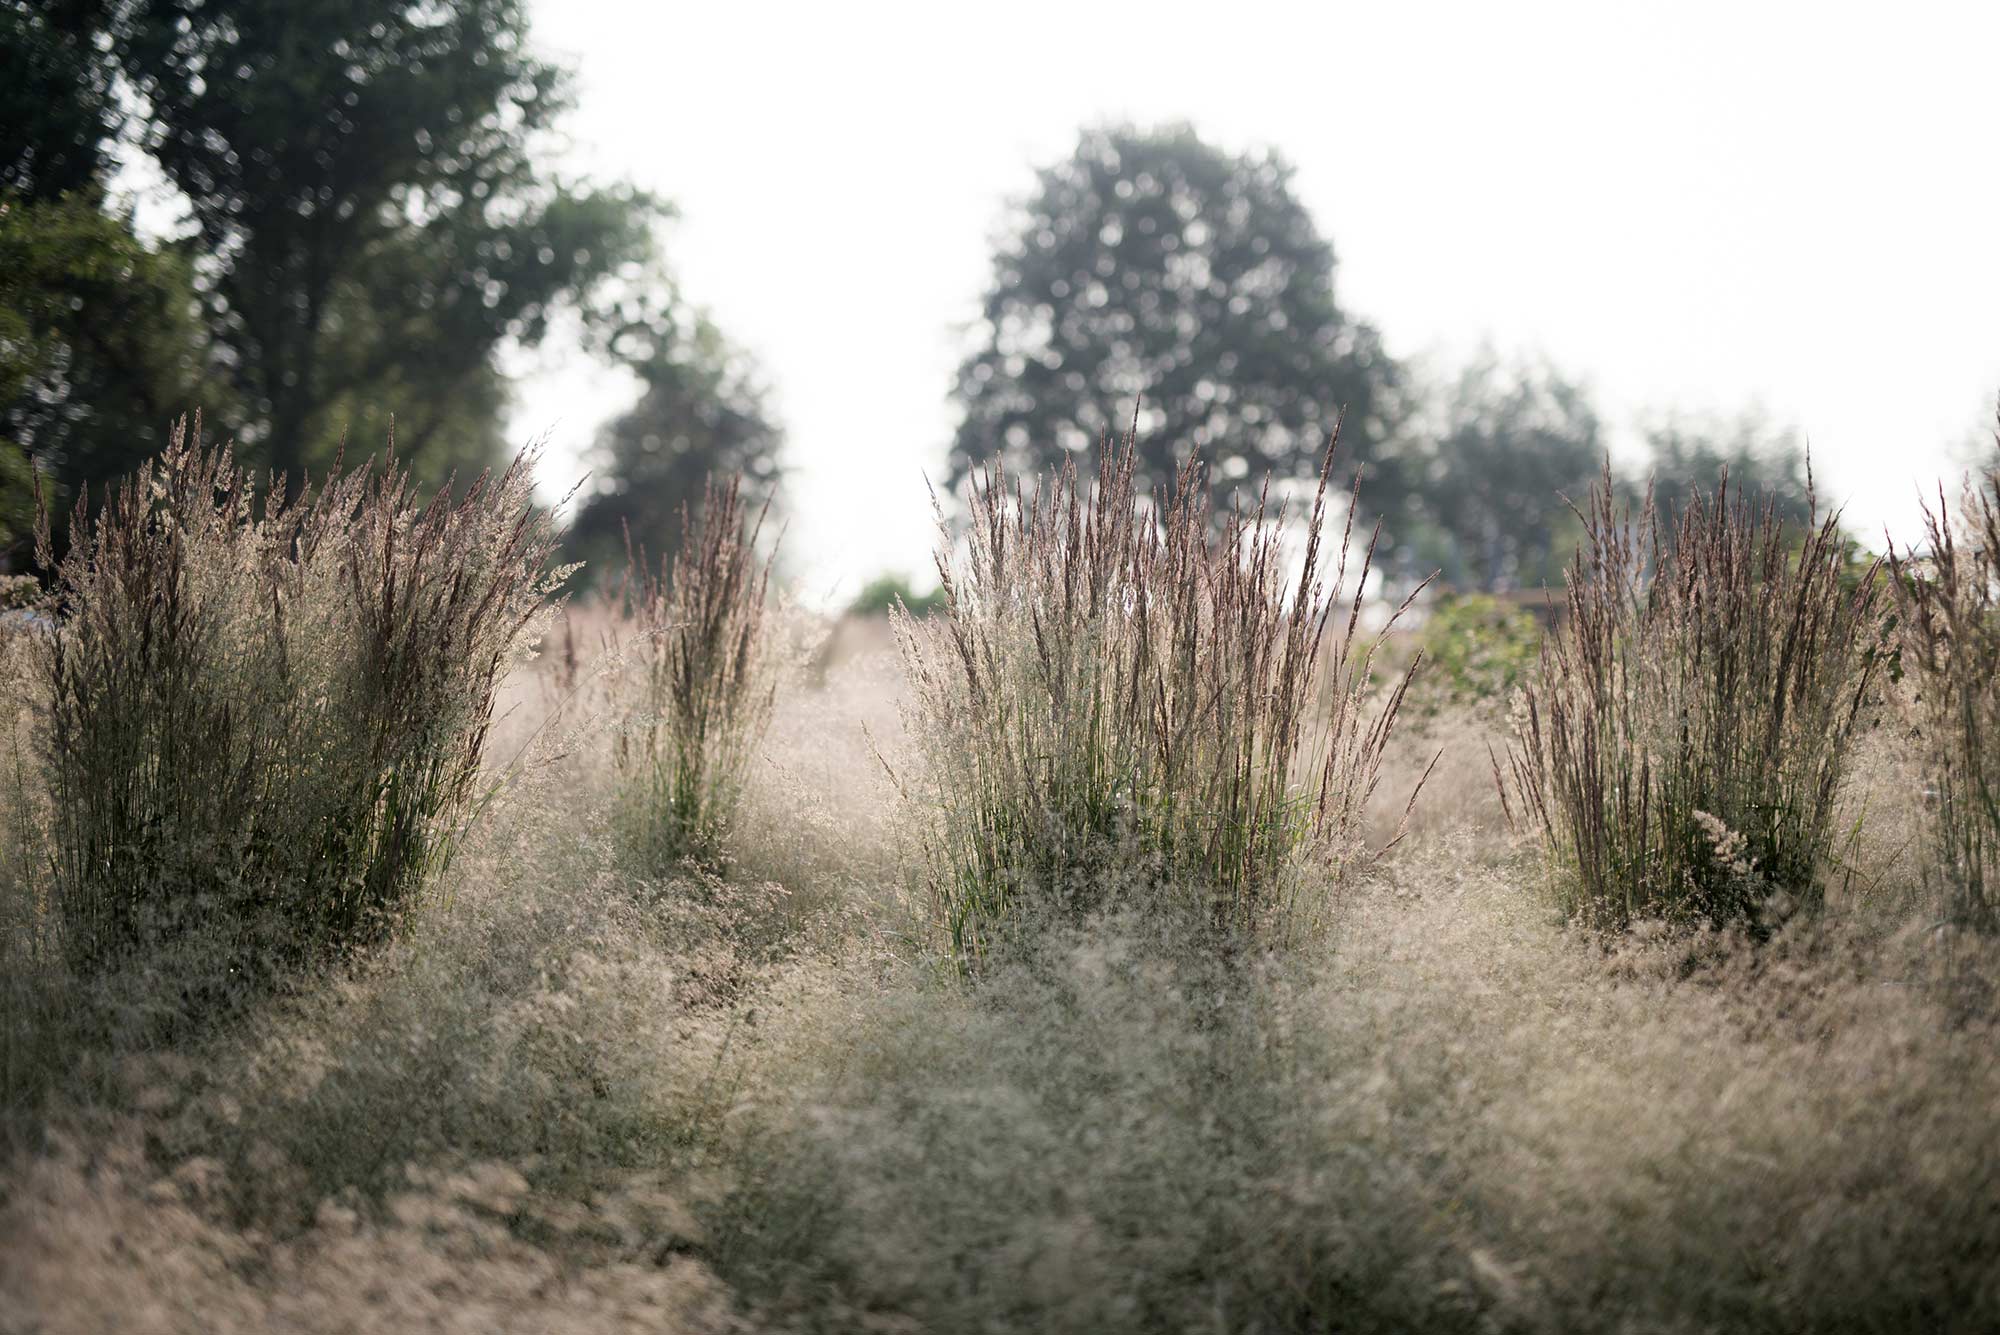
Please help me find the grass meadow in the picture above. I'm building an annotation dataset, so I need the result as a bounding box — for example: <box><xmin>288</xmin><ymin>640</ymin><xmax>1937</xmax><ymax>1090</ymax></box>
<box><xmin>2</xmin><ymin>430</ymin><xmax>1999</xmax><ymax>1333</ymax></box>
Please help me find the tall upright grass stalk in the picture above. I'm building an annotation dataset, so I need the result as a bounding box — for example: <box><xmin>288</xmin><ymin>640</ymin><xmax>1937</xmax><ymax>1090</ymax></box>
<box><xmin>1502</xmin><ymin>464</ymin><xmax>1885</xmax><ymax>931</ymax></box>
<box><xmin>611</xmin><ymin>476</ymin><xmax>777</xmax><ymax>872</ymax></box>
<box><xmin>0</xmin><ymin>587</ymin><xmax>49</xmax><ymax>955</ymax></box>
<box><xmin>894</xmin><ymin>429</ymin><xmax>1430</xmax><ymax>963</ymax></box>
<box><xmin>29</xmin><ymin>416</ymin><xmax>567</xmax><ymax>988</ymax></box>
<box><xmin>1888</xmin><ymin>432</ymin><xmax>2000</xmax><ymax>931</ymax></box>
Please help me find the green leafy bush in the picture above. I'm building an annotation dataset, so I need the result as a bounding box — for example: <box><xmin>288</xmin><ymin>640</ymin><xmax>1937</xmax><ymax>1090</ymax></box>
<box><xmin>1502</xmin><ymin>466</ymin><xmax>1886</xmax><ymax>931</ymax></box>
<box><xmin>29</xmin><ymin>417</ymin><xmax>566</xmax><ymax>993</ymax></box>
<box><xmin>611</xmin><ymin>475</ymin><xmax>778</xmax><ymax>872</ymax></box>
<box><xmin>1411</xmin><ymin>592</ymin><xmax>1541</xmax><ymax>715</ymax></box>
<box><xmin>845</xmin><ymin>572</ymin><xmax>943</xmax><ymax>618</ymax></box>
<box><xmin>894</xmin><ymin>434</ymin><xmax>1427</xmax><ymax>963</ymax></box>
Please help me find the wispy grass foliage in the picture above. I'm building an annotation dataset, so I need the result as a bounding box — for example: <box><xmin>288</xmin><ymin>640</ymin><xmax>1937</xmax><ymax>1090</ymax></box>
<box><xmin>611</xmin><ymin>475</ymin><xmax>778</xmax><ymax>873</ymax></box>
<box><xmin>894</xmin><ymin>431</ymin><xmax>1428</xmax><ymax>962</ymax></box>
<box><xmin>1889</xmin><ymin>435</ymin><xmax>2000</xmax><ymax>932</ymax></box>
<box><xmin>703</xmin><ymin>842</ymin><xmax>2000</xmax><ymax>1334</ymax></box>
<box><xmin>1502</xmin><ymin>465</ymin><xmax>1885</xmax><ymax>931</ymax></box>
<box><xmin>0</xmin><ymin>584</ymin><xmax>48</xmax><ymax>963</ymax></box>
<box><xmin>26</xmin><ymin>416</ymin><xmax>566</xmax><ymax>994</ymax></box>
<box><xmin>5</xmin><ymin>621</ymin><xmax>2000</xmax><ymax>1333</ymax></box>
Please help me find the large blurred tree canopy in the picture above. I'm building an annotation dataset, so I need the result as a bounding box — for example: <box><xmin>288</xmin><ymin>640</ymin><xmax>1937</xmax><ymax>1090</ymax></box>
<box><xmin>948</xmin><ymin>124</ymin><xmax>1403</xmax><ymax>507</ymax></box>
<box><xmin>1394</xmin><ymin>353</ymin><xmax>1601</xmax><ymax>593</ymax></box>
<box><xmin>0</xmin><ymin>10</ymin><xmax>1845</xmax><ymax>589</ymax></box>
<box><xmin>1639</xmin><ymin>412</ymin><xmax>1815</xmax><ymax>530</ymax></box>
<box><xmin>114</xmin><ymin>0</ymin><xmax>655</xmax><ymax>483</ymax></box>
<box><xmin>0</xmin><ymin>194</ymin><xmax>207</xmax><ymax>556</ymax></box>
<box><xmin>0</xmin><ymin>2</ymin><xmax>119</xmax><ymax>202</ymax></box>
<box><xmin>3</xmin><ymin>0</ymin><xmax>770</xmax><ymax>571</ymax></box>
<box><xmin>563</xmin><ymin>291</ymin><xmax>784</xmax><ymax>585</ymax></box>
<box><xmin>0</xmin><ymin>2</ymin><xmax>190</xmax><ymax>558</ymax></box>
<box><xmin>943</xmin><ymin>124</ymin><xmax>1845</xmax><ymax>593</ymax></box>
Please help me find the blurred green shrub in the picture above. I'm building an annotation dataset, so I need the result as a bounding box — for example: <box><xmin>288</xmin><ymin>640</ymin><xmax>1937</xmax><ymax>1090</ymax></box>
<box><xmin>1410</xmin><ymin>593</ymin><xmax>1541</xmax><ymax>715</ymax></box>
<box><xmin>847</xmin><ymin>573</ymin><xmax>943</xmax><ymax>618</ymax></box>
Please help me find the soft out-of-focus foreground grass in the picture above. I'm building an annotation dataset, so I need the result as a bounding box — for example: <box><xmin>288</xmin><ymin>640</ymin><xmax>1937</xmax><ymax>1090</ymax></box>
<box><xmin>3</xmin><ymin>616</ymin><xmax>1997</xmax><ymax>1333</ymax></box>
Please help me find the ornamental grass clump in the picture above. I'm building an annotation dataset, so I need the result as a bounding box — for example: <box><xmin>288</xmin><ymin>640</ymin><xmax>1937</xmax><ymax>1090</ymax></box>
<box><xmin>611</xmin><ymin>476</ymin><xmax>777</xmax><ymax>873</ymax></box>
<box><xmin>1502</xmin><ymin>465</ymin><xmax>1886</xmax><ymax>932</ymax></box>
<box><xmin>30</xmin><ymin>417</ymin><xmax>567</xmax><ymax>990</ymax></box>
<box><xmin>0</xmin><ymin>579</ymin><xmax>48</xmax><ymax>954</ymax></box>
<box><xmin>1888</xmin><ymin>437</ymin><xmax>2000</xmax><ymax>932</ymax></box>
<box><xmin>894</xmin><ymin>431</ymin><xmax>1428</xmax><ymax>963</ymax></box>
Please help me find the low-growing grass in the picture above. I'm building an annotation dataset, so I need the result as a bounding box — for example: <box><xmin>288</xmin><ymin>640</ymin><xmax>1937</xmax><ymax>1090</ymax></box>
<box><xmin>4</xmin><ymin>653</ymin><xmax>1999</xmax><ymax>1333</ymax></box>
<box><xmin>1503</xmin><ymin>466</ymin><xmax>1887</xmax><ymax>931</ymax></box>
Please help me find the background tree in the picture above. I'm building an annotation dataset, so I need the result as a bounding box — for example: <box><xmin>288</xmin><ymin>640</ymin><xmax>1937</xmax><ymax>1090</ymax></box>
<box><xmin>948</xmin><ymin>124</ymin><xmax>1401</xmax><ymax>506</ymax></box>
<box><xmin>0</xmin><ymin>2</ymin><xmax>118</xmax><ymax>203</ymax></box>
<box><xmin>0</xmin><ymin>442</ymin><xmax>27</xmax><ymax>559</ymax></box>
<box><xmin>1393</xmin><ymin>353</ymin><xmax>1600</xmax><ymax>592</ymax></box>
<box><xmin>1640</xmin><ymin>412</ymin><xmax>1814</xmax><ymax>529</ymax></box>
<box><xmin>564</xmin><ymin>295</ymin><xmax>784</xmax><ymax>587</ymax></box>
<box><xmin>0</xmin><ymin>4</ymin><xmax>203</xmax><ymax>563</ymax></box>
<box><xmin>113</xmin><ymin>0</ymin><xmax>659</xmax><ymax>482</ymax></box>
<box><xmin>2</xmin><ymin>0</ymin><xmax>781</xmax><ymax>580</ymax></box>
<box><xmin>0</xmin><ymin>195</ymin><xmax>209</xmax><ymax>564</ymax></box>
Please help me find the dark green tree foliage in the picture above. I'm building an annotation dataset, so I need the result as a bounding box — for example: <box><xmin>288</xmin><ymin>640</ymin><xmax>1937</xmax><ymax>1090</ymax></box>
<box><xmin>116</xmin><ymin>0</ymin><xmax>657</xmax><ymax>481</ymax></box>
<box><xmin>948</xmin><ymin>125</ymin><xmax>1399</xmax><ymax>503</ymax></box>
<box><xmin>0</xmin><ymin>438</ymin><xmax>30</xmax><ymax>558</ymax></box>
<box><xmin>0</xmin><ymin>2</ymin><xmax>118</xmax><ymax>202</ymax></box>
<box><xmin>0</xmin><ymin>195</ymin><xmax>208</xmax><ymax>562</ymax></box>
<box><xmin>565</xmin><ymin>302</ymin><xmax>783</xmax><ymax>585</ymax></box>
<box><xmin>0</xmin><ymin>3</ymin><xmax>188</xmax><ymax>563</ymax></box>
<box><xmin>1399</xmin><ymin>354</ymin><xmax>1600</xmax><ymax>592</ymax></box>
<box><xmin>1642</xmin><ymin>413</ymin><xmax>1814</xmax><ymax>530</ymax></box>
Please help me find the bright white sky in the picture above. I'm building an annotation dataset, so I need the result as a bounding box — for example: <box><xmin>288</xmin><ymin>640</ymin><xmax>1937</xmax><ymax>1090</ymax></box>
<box><xmin>515</xmin><ymin>0</ymin><xmax>2000</xmax><ymax>606</ymax></box>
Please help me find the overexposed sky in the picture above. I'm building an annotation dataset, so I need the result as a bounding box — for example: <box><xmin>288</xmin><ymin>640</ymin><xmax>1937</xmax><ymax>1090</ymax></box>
<box><xmin>515</xmin><ymin>0</ymin><xmax>2000</xmax><ymax>604</ymax></box>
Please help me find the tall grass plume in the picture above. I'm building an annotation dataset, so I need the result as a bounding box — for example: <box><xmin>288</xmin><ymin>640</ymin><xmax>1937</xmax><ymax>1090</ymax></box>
<box><xmin>1889</xmin><ymin>427</ymin><xmax>2000</xmax><ymax>932</ymax></box>
<box><xmin>24</xmin><ymin>416</ymin><xmax>567</xmax><ymax>998</ymax></box>
<box><xmin>610</xmin><ymin>475</ymin><xmax>779</xmax><ymax>873</ymax></box>
<box><xmin>1502</xmin><ymin>464</ymin><xmax>1885</xmax><ymax>931</ymax></box>
<box><xmin>894</xmin><ymin>428</ymin><xmax>1430</xmax><ymax>963</ymax></box>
